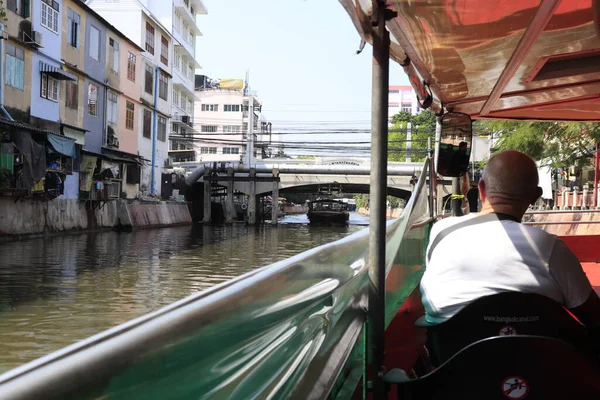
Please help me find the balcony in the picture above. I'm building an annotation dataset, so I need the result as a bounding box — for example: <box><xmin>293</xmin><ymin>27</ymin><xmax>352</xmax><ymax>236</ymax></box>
<box><xmin>172</xmin><ymin>113</ymin><xmax>193</xmax><ymax>127</ymax></box>
<box><xmin>174</xmin><ymin>0</ymin><xmax>205</xmax><ymax>33</ymax></box>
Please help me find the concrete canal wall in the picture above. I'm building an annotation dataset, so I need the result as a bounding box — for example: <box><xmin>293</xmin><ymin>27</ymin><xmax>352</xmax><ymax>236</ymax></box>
<box><xmin>0</xmin><ymin>198</ymin><xmax>191</xmax><ymax>238</ymax></box>
<box><xmin>358</xmin><ymin>207</ymin><xmax>404</xmax><ymax>219</ymax></box>
<box><xmin>524</xmin><ymin>211</ymin><xmax>600</xmax><ymax>236</ymax></box>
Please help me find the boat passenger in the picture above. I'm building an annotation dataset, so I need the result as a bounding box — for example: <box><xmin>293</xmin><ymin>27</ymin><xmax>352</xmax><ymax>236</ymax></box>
<box><xmin>421</xmin><ymin>150</ymin><xmax>600</xmax><ymax>337</ymax></box>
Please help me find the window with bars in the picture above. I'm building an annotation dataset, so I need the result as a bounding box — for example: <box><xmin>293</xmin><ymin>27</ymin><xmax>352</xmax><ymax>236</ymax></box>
<box><xmin>201</xmin><ymin>104</ymin><xmax>218</xmax><ymax>112</ymax></box>
<box><xmin>158</xmin><ymin>71</ymin><xmax>168</xmax><ymax>100</ymax></box>
<box><xmin>201</xmin><ymin>125</ymin><xmax>217</xmax><ymax>133</ymax></box>
<box><xmin>222</xmin><ymin>125</ymin><xmax>241</xmax><ymax>133</ymax></box>
<box><xmin>223</xmin><ymin>147</ymin><xmax>240</xmax><ymax>155</ymax></box>
<box><xmin>127</xmin><ymin>52</ymin><xmax>136</xmax><ymax>81</ymax></box>
<box><xmin>88</xmin><ymin>84</ymin><xmax>97</xmax><ymax>115</ymax></box>
<box><xmin>160</xmin><ymin>36</ymin><xmax>169</xmax><ymax>65</ymax></box>
<box><xmin>157</xmin><ymin>116</ymin><xmax>167</xmax><ymax>142</ymax></box>
<box><xmin>145</xmin><ymin>64</ymin><xmax>153</xmax><ymax>94</ymax></box>
<box><xmin>41</xmin><ymin>0</ymin><xmax>59</xmax><ymax>34</ymax></box>
<box><xmin>65</xmin><ymin>77</ymin><xmax>78</xmax><ymax>109</ymax></box>
<box><xmin>109</xmin><ymin>38</ymin><xmax>119</xmax><ymax>73</ymax></box>
<box><xmin>143</xmin><ymin>109</ymin><xmax>152</xmax><ymax>138</ymax></box>
<box><xmin>40</xmin><ymin>73</ymin><xmax>59</xmax><ymax>102</ymax></box>
<box><xmin>145</xmin><ymin>22</ymin><xmax>155</xmax><ymax>54</ymax></box>
<box><xmin>126</xmin><ymin>101</ymin><xmax>134</xmax><ymax>130</ymax></box>
<box><xmin>224</xmin><ymin>104</ymin><xmax>241</xmax><ymax>112</ymax></box>
<box><xmin>67</xmin><ymin>8</ymin><xmax>80</xmax><ymax>48</ymax></box>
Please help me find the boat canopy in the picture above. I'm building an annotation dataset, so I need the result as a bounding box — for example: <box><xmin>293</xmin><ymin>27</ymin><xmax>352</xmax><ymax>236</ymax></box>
<box><xmin>339</xmin><ymin>0</ymin><xmax>600</xmax><ymax>121</ymax></box>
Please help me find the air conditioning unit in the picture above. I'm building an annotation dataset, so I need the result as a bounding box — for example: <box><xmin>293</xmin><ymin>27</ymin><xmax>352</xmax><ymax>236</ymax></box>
<box><xmin>181</xmin><ymin>115</ymin><xmax>190</xmax><ymax>124</ymax></box>
<box><xmin>33</xmin><ymin>30</ymin><xmax>43</xmax><ymax>47</ymax></box>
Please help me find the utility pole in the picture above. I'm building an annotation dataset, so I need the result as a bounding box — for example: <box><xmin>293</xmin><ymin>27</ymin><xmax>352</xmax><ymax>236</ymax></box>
<box><xmin>246</xmin><ymin>96</ymin><xmax>255</xmax><ymax>166</ymax></box>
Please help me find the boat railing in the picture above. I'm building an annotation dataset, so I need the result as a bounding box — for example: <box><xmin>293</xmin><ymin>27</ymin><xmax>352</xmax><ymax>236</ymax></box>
<box><xmin>0</xmin><ymin>159</ymin><xmax>433</xmax><ymax>400</ymax></box>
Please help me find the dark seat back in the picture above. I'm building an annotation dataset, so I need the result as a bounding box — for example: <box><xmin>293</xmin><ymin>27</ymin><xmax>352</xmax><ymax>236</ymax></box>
<box><xmin>386</xmin><ymin>336</ymin><xmax>600</xmax><ymax>400</ymax></box>
<box><xmin>422</xmin><ymin>292</ymin><xmax>590</xmax><ymax>365</ymax></box>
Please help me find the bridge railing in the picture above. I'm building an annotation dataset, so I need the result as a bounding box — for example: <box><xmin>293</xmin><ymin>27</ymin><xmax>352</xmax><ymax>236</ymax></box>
<box><xmin>0</xmin><ymin>161</ymin><xmax>433</xmax><ymax>400</ymax></box>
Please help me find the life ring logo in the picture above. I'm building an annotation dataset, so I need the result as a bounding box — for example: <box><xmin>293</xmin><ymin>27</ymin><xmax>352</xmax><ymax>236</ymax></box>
<box><xmin>499</xmin><ymin>325</ymin><xmax>518</xmax><ymax>336</ymax></box>
<box><xmin>502</xmin><ymin>376</ymin><xmax>529</xmax><ymax>399</ymax></box>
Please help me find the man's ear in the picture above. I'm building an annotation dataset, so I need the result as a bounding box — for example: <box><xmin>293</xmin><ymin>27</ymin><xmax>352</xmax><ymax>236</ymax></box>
<box><xmin>532</xmin><ymin>186</ymin><xmax>543</xmax><ymax>204</ymax></box>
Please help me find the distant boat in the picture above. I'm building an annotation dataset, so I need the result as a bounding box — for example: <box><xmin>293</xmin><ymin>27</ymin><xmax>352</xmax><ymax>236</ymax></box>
<box><xmin>307</xmin><ymin>200</ymin><xmax>350</xmax><ymax>225</ymax></box>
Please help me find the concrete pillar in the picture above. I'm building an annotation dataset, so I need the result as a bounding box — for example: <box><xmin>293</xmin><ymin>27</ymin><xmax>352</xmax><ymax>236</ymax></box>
<box><xmin>583</xmin><ymin>185</ymin><xmax>589</xmax><ymax>209</ymax></box>
<box><xmin>225</xmin><ymin>167</ymin><xmax>235</xmax><ymax>224</ymax></box>
<box><xmin>561</xmin><ymin>187</ymin><xmax>568</xmax><ymax>210</ymax></box>
<box><xmin>248</xmin><ymin>168</ymin><xmax>257</xmax><ymax>225</ymax></box>
<box><xmin>573</xmin><ymin>187</ymin><xmax>579</xmax><ymax>210</ymax></box>
<box><xmin>271</xmin><ymin>168</ymin><xmax>279</xmax><ymax>225</ymax></box>
<box><xmin>203</xmin><ymin>167</ymin><xmax>212</xmax><ymax>223</ymax></box>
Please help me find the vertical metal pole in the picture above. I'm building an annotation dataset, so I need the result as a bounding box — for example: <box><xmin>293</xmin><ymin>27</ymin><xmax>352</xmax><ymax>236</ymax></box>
<box><xmin>368</xmin><ymin>2</ymin><xmax>391</xmax><ymax>397</ymax></box>
<box><xmin>226</xmin><ymin>167</ymin><xmax>234</xmax><ymax>223</ymax></box>
<box><xmin>452</xmin><ymin>177</ymin><xmax>463</xmax><ymax>216</ymax></box>
<box><xmin>151</xmin><ymin>66</ymin><xmax>159</xmax><ymax>195</ymax></box>
<box><xmin>246</xmin><ymin>97</ymin><xmax>255</xmax><ymax>166</ymax></box>
<box><xmin>594</xmin><ymin>143</ymin><xmax>599</xmax><ymax>208</ymax></box>
<box><xmin>248</xmin><ymin>168</ymin><xmax>257</xmax><ymax>225</ymax></box>
<box><xmin>203</xmin><ymin>168</ymin><xmax>212</xmax><ymax>223</ymax></box>
<box><xmin>271</xmin><ymin>168</ymin><xmax>279</xmax><ymax>225</ymax></box>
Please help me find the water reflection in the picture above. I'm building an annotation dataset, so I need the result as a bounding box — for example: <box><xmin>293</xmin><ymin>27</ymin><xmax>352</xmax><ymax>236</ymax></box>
<box><xmin>0</xmin><ymin>215</ymin><xmax>367</xmax><ymax>372</ymax></box>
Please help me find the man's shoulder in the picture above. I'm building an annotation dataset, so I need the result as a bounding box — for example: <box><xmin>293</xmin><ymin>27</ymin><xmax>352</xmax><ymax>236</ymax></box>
<box><xmin>430</xmin><ymin>213</ymin><xmax>480</xmax><ymax>239</ymax></box>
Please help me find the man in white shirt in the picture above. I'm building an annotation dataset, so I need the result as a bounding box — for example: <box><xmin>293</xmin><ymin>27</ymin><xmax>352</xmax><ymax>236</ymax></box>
<box><xmin>421</xmin><ymin>151</ymin><xmax>600</xmax><ymax>334</ymax></box>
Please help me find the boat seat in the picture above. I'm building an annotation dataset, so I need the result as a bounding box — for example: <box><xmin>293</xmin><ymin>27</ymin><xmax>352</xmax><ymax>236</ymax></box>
<box><xmin>416</xmin><ymin>292</ymin><xmax>591</xmax><ymax>366</ymax></box>
<box><xmin>384</xmin><ymin>335</ymin><xmax>600</xmax><ymax>400</ymax></box>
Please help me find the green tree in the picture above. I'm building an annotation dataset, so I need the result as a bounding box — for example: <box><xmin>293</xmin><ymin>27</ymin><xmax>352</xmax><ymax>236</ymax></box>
<box><xmin>476</xmin><ymin>120</ymin><xmax>600</xmax><ymax>168</ymax></box>
<box><xmin>389</xmin><ymin>110</ymin><xmax>436</xmax><ymax>162</ymax></box>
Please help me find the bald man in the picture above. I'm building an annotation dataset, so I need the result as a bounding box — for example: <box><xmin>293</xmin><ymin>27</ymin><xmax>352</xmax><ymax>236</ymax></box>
<box><xmin>421</xmin><ymin>151</ymin><xmax>600</xmax><ymax>332</ymax></box>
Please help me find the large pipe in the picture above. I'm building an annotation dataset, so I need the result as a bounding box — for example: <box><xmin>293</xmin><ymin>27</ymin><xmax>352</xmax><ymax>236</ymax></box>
<box><xmin>368</xmin><ymin>2</ymin><xmax>390</xmax><ymax>397</ymax></box>
<box><xmin>184</xmin><ymin>163</ymin><xmax>422</xmax><ymax>186</ymax></box>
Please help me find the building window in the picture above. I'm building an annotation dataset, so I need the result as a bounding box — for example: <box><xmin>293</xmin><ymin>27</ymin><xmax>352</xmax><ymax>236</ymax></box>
<box><xmin>201</xmin><ymin>125</ymin><xmax>217</xmax><ymax>133</ymax></box>
<box><xmin>174</xmin><ymin>53</ymin><xmax>181</xmax><ymax>71</ymax></box>
<box><xmin>158</xmin><ymin>71</ymin><xmax>168</xmax><ymax>100</ymax></box>
<box><xmin>223</xmin><ymin>147</ymin><xmax>240</xmax><ymax>155</ymax></box>
<box><xmin>157</xmin><ymin>116</ymin><xmax>166</xmax><ymax>142</ymax></box>
<box><xmin>200</xmin><ymin>147</ymin><xmax>217</xmax><ymax>154</ymax></box>
<box><xmin>187</xmin><ymin>64</ymin><xmax>194</xmax><ymax>80</ymax></box>
<box><xmin>145</xmin><ymin>22</ymin><xmax>155</xmax><ymax>54</ymax></box>
<box><xmin>201</xmin><ymin>104</ymin><xmax>218</xmax><ymax>112</ymax></box>
<box><xmin>109</xmin><ymin>38</ymin><xmax>119</xmax><ymax>72</ymax></box>
<box><xmin>160</xmin><ymin>35</ymin><xmax>168</xmax><ymax>65</ymax></box>
<box><xmin>41</xmin><ymin>0</ymin><xmax>59</xmax><ymax>34</ymax></box>
<box><xmin>5</xmin><ymin>43</ymin><xmax>24</xmax><ymax>90</ymax></box>
<box><xmin>389</xmin><ymin>104</ymin><xmax>399</xmax><ymax>108</ymax></box>
<box><xmin>172</xmin><ymin>123</ymin><xmax>178</xmax><ymax>134</ymax></box>
<box><xmin>173</xmin><ymin>12</ymin><xmax>181</xmax><ymax>32</ymax></box>
<box><xmin>65</xmin><ymin>77</ymin><xmax>78</xmax><ymax>109</ymax></box>
<box><xmin>224</xmin><ymin>104</ymin><xmax>241</xmax><ymax>112</ymax></box>
<box><xmin>145</xmin><ymin>64</ymin><xmax>153</xmax><ymax>94</ymax></box>
<box><xmin>89</xmin><ymin>25</ymin><xmax>100</xmax><ymax>61</ymax></box>
<box><xmin>389</xmin><ymin>89</ymin><xmax>399</xmax><ymax>94</ymax></box>
<box><xmin>107</xmin><ymin>90</ymin><xmax>118</xmax><ymax>124</ymax></box>
<box><xmin>172</xmin><ymin>89</ymin><xmax>179</xmax><ymax>107</ymax></box>
<box><xmin>222</xmin><ymin>125</ymin><xmax>241</xmax><ymax>133</ymax></box>
<box><xmin>7</xmin><ymin>0</ymin><xmax>30</xmax><ymax>18</ymax></box>
<box><xmin>125</xmin><ymin>101</ymin><xmax>134</xmax><ymax>130</ymax></box>
<box><xmin>40</xmin><ymin>73</ymin><xmax>59</xmax><ymax>102</ymax></box>
<box><xmin>143</xmin><ymin>109</ymin><xmax>152</xmax><ymax>138</ymax></box>
<box><xmin>187</xmin><ymin>98</ymin><xmax>193</xmax><ymax>115</ymax></box>
<box><xmin>127</xmin><ymin>52</ymin><xmax>136</xmax><ymax>81</ymax></box>
<box><xmin>67</xmin><ymin>8</ymin><xmax>80</xmax><ymax>48</ymax></box>
<box><xmin>401</xmin><ymin>104</ymin><xmax>412</xmax><ymax>113</ymax></box>
<box><xmin>88</xmin><ymin>84</ymin><xmax>98</xmax><ymax>116</ymax></box>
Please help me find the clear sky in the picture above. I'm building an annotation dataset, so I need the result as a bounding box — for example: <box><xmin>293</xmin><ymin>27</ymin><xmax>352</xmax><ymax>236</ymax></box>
<box><xmin>195</xmin><ymin>0</ymin><xmax>409</xmax><ymax>155</ymax></box>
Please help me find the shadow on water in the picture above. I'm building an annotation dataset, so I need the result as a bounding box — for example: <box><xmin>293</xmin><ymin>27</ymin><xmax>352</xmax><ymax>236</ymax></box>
<box><xmin>0</xmin><ymin>218</ymin><xmax>367</xmax><ymax>372</ymax></box>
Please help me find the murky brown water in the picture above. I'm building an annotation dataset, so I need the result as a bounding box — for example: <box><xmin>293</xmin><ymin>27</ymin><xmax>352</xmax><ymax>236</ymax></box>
<box><xmin>0</xmin><ymin>213</ymin><xmax>368</xmax><ymax>373</ymax></box>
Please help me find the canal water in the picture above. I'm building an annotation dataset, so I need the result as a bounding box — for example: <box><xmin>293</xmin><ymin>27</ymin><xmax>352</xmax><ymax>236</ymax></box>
<box><xmin>0</xmin><ymin>213</ymin><xmax>369</xmax><ymax>373</ymax></box>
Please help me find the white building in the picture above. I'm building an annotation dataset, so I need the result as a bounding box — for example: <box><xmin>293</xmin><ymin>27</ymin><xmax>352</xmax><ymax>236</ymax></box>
<box><xmin>188</xmin><ymin>76</ymin><xmax>270</xmax><ymax>164</ymax></box>
<box><xmin>388</xmin><ymin>85</ymin><xmax>421</xmax><ymax>122</ymax></box>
